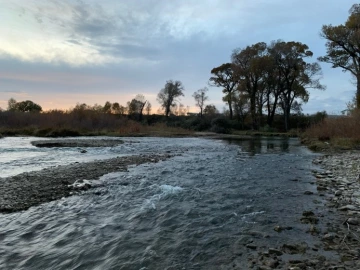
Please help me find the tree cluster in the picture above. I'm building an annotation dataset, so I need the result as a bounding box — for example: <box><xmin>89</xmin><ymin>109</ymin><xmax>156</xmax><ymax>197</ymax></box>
<box><xmin>210</xmin><ymin>40</ymin><xmax>324</xmax><ymax>130</ymax></box>
<box><xmin>7</xmin><ymin>98</ymin><xmax>42</xmax><ymax>113</ymax></box>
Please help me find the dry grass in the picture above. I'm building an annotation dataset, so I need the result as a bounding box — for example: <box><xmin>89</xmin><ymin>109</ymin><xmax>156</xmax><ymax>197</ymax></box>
<box><xmin>144</xmin><ymin>123</ymin><xmax>193</xmax><ymax>137</ymax></box>
<box><xmin>0</xmin><ymin>111</ymin><xmax>193</xmax><ymax>137</ymax></box>
<box><xmin>302</xmin><ymin>111</ymin><xmax>360</xmax><ymax>150</ymax></box>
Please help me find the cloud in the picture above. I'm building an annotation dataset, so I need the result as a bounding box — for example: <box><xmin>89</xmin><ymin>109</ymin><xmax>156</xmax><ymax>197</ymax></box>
<box><xmin>0</xmin><ymin>0</ymin><xmax>357</xmax><ymax>114</ymax></box>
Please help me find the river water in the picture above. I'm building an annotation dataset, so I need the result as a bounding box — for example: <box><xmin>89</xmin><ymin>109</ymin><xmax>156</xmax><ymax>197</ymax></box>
<box><xmin>0</xmin><ymin>137</ymin><xmax>334</xmax><ymax>269</ymax></box>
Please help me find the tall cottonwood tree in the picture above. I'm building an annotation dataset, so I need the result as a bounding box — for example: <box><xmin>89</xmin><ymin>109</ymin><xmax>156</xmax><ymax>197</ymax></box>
<box><xmin>211</xmin><ymin>40</ymin><xmax>324</xmax><ymax>131</ymax></box>
<box><xmin>209</xmin><ymin>63</ymin><xmax>237</xmax><ymax>119</ymax></box>
<box><xmin>269</xmin><ymin>41</ymin><xmax>324</xmax><ymax>131</ymax></box>
<box><xmin>232</xmin><ymin>42</ymin><xmax>268</xmax><ymax>129</ymax></box>
<box><xmin>192</xmin><ymin>87</ymin><xmax>209</xmax><ymax>118</ymax></box>
<box><xmin>319</xmin><ymin>4</ymin><xmax>360</xmax><ymax>108</ymax></box>
<box><xmin>157</xmin><ymin>80</ymin><xmax>184</xmax><ymax>117</ymax></box>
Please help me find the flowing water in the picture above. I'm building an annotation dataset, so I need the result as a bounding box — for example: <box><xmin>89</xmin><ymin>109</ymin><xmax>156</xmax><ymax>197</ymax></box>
<box><xmin>0</xmin><ymin>137</ymin><xmax>333</xmax><ymax>269</ymax></box>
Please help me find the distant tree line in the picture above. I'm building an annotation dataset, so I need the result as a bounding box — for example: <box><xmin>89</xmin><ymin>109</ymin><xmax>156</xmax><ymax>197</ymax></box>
<box><xmin>210</xmin><ymin>40</ymin><xmax>325</xmax><ymax>131</ymax></box>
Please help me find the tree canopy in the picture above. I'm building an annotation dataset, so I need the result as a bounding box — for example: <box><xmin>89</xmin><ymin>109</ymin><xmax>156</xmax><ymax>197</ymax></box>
<box><xmin>7</xmin><ymin>99</ymin><xmax>42</xmax><ymax>113</ymax></box>
<box><xmin>157</xmin><ymin>80</ymin><xmax>185</xmax><ymax>117</ymax></box>
<box><xmin>209</xmin><ymin>63</ymin><xmax>237</xmax><ymax>119</ymax></box>
<box><xmin>319</xmin><ymin>3</ymin><xmax>360</xmax><ymax>107</ymax></box>
<box><xmin>210</xmin><ymin>40</ymin><xmax>324</xmax><ymax>130</ymax></box>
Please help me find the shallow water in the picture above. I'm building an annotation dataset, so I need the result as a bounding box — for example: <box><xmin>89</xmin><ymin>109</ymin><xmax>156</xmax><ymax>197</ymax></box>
<box><xmin>0</xmin><ymin>137</ymin><xmax>333</xmax><ymax>269</ymax></box>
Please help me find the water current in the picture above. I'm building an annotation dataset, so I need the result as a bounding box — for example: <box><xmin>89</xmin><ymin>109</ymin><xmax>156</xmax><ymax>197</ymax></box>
<box><xmin>0</xmin><ymin>137</ymin><xmax>333</xmax><ymax>269</ymax></box>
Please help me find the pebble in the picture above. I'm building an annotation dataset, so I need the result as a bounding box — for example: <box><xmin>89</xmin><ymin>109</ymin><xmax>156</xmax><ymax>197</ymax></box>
<box><xmin>346</xmin><ymin>218</ymin><xmax>359</xmax><ymax>225</ymax></box>
<box><xmin>339</xmin><ymin>205</ymin><xmax>358</xmax><ymax>211</ymax></box>
<box><xmin>335</xmin><ymin>190</ymin><xmax>343</xmax><ymax>196</ymax></box>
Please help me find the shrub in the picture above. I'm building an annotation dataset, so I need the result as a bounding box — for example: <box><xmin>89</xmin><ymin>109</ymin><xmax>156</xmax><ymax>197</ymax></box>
<box><xmin>210</xmin><ymin>117</ymin><xmax>231</xmax><ymax>134</ymax></box>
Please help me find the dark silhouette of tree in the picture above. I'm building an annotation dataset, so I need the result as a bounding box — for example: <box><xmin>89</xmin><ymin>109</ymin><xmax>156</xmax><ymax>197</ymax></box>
<box><xmin>9</xmin><ymin>99</ymin><xmax>42</xmax><ymax>113</ymax></box>
<box><xmin>270</xmin><ymin>41</ymin><xmax>324</xmax><ymax>131</ymax></box>
<box><xmin>127</xmin><ymin>94</ymin><xmax>147</xmax><ymax>120</ymax></box>
<box><xmin>7</xmin><ymin>98</ymin><xmax>17</xmax><ymax>111</ymax></box>
<box><xmin>145</xmin><ymin>102</ymin><xmax>152</xmax><ymax>115</ymax></box>
<box><xmin>103</xmin><ymin>101</ymin><xmax>112</xmax><ymax>113</ymax></box>
<box><xmin>232</xmin><ymin>92</ymin><xmax>250</xmax><ymax>128</ymax></box>
<box><xmin>319</xmin><ymin>4</ymin><xmax>360</xmax><ymax>107</ymax></box>
<box><xmin>232</xmin><ymin>42</ymin><xmax>268</xmax><ymax>129</ymax></box>
<box><xmin>112</xmin><ymin>102</ymin><xmax>120</xmax><ymax>114</ymax></box>
<box><xmin>204</xmin><ymin>104</ymin><xmax>218</xmax><ymax>116</ymax></box>
<box><xmin>157</xmin><ymin>80</ymin><xmax>184</xmax><ymax>117</ymax></box>
<box><xmin>192</xmin><ymin>87</ymin><xmax>209</xmax><ymax>118</ymax></box>
<box><xmin>209</xmin><ymin>63</ymin><xmax>237</xmax><ymax>119</ymax></box>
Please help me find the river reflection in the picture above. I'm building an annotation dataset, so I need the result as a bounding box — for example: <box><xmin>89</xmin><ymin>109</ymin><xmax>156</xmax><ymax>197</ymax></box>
<box><xmin>224</xmin><ymin>137</ymin><xmax>293</xmax><ymax>155</ymax></box>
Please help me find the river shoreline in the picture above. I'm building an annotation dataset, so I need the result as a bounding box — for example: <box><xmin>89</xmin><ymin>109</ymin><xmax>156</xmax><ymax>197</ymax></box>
<box><xmin>246</xmin><ymin>150</ymin><xmax>360</xmax><ymax>269</ymax></box>
<box><xmin>311</xmin><ymin>151</ymin><xmax>360</xmax><ymax>268</ymax></box>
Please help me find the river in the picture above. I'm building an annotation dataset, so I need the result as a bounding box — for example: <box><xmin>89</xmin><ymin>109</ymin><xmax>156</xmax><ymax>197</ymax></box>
<box><xmin>0</xmin><ymin>137</ymin><xmax>336</xmax><ymax>269</ymax></box>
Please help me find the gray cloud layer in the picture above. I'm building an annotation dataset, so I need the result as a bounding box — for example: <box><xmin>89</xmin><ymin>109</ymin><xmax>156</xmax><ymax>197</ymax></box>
<box><xmin>0</xmin><ymin>0</ymin><xmax>357</xmax><ymax>112</ymax></box>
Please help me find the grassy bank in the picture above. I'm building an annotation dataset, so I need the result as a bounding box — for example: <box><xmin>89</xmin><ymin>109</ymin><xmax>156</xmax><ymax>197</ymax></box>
<box><xmin>301</xmin><ymin>112</ymin><xmax>360</xmax><ymax>151</ymax></box>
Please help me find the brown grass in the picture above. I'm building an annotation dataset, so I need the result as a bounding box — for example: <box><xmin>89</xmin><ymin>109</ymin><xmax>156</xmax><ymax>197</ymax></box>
<box><xmin>302</xmin><ymin>111</ymin><xmax>360</xmax><ymax>150</ymax></box>
<box><xmin>0</xmin><ymin>111</ymin><xmax>193</xmax><ymax>137</ymax></box>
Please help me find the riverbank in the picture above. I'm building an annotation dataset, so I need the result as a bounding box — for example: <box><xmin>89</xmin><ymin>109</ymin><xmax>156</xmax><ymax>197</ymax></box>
<box><xmin>311</xmin><ymin>151</ymin><xmax>360</xmax><ymax>268</ymax></box>
<box><xmin>0</xmin><ymin>153</ymin><xmax>173</xmax><ymax>213</ymax></box>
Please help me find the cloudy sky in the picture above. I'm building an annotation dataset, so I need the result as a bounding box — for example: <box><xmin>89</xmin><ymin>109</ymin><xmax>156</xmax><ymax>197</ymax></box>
<box><xmin>0</xmin><ymin>0</ymin><xmax>356</xmax><ymax>114</ymax></box>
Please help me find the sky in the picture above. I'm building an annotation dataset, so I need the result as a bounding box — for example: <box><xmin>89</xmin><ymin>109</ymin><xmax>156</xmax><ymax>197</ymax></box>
<box><xmin>0</xmin><ymin>0</ymin><xmax>357</xmax><ymax>114</ymax></box>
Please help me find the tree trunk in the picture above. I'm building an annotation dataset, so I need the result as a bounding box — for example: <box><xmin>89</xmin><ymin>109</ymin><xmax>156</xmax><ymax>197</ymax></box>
<box><xmin>267</xmin><ymin>95</ymin><xmax>278</xmax><ymax>127</ymax></box>
<box><xmin>228</xmin><ymin>100</ymin><xmax>233</xmax><ymax>120</ymax></box>
<box><xmin>283</xmin><ymin>104</ymin><xmax>291</xmax><ymax>132</ymax></box>
<box><xmin>357</xmin><ymin>75</ymin><xmax>360</xmax><ymax>109</ymax></box>
<box><xmin>250</xmin><ymin>94</ymin><xmax>257</xmax><ymax>130</ymax></box>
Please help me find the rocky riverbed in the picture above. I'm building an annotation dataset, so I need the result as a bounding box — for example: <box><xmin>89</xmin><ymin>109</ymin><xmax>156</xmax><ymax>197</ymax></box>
<box><xmin>244</xmin><ymin>151</ymin><xmax>360</xmax><ymax>270</ymax></box>
<box><xmin>311</xmin><ymin>151</ymin><xmax>360</xmax><ymax>269</ymax></box>
<box><xmin>0</xmin><ymin>153</ymin><xmax>172</xmax><ymax>213</ymax></box>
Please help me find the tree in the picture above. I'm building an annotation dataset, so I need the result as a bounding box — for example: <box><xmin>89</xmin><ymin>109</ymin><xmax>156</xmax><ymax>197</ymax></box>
<box><xmin>232</xmin><ymin>42</ymin><xmax>268</xmax><ymax>129</ymax></box>
<box><xmin>157</xmin><ymin>80</ymin><xmax>184</xmax><ymax>117</ymax></box>
<box><xmin>127</xmin><ymin>94</ymin><xmax>147</xmax><ymax>120</ymax></box>
<box><xmin>232</xmin><ymin>92</ymin><xmax>250</xmax><ymax>128</ymax></box>
<box><xmin>192</xmin><ymin>87</ymin><xmax>209</xmax><ymax>118</ymax></box>
<box><xmin>13</xmin><ymin>100</ymin><xmax>42</xmax><ymax>112</ymax></box>
<box><xmin>204</xmin><ymin>104</ymin><xmax>219</xmax><ymax>116</ymax></box>
<box><xmin>209</xmin><ymin>63</ymin><xmax>237</xmax><ymax>119</ymax></box>
<box><xmin>270</xmin><ymin>41</ymin><xmax>324</xmax><ymax>131</ymax></box>
<box><xmin>145</xmin><ymin>102</ymin><xmax>152</xmax><ymax>115</ymax></box>
<box><xmin>319</xmin><ymin>4</ymin><xmax>360</xmax><ymax>107</ymax></box>
<box><xmin>112</xmin><ymin>102</ymin><xmax>121</xmax><ymax>114</ymax></box>
<box><xmin>103</xmin><ymin>101</ymin><xmax>112</xmax><ymax>113</ymax></box>
<box><xmin>7</xmin><ymin>98</ymin><xmax>17</xmax><ymax>111</ymax></box>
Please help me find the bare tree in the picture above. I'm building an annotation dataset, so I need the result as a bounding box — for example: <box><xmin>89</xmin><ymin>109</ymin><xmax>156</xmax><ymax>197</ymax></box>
<box><xmin>7</xmin><ymin>98</ymin><xmax>17</xmax><ymax>111</ymax></box>
<box><xmin>145</xmin><ymin>102</ymin><xmax>152</xmax><ymax>115</ymax></box>
<box><xmin>192</xmin><ymin>87</ymin><xmax>209</xmax><ymax>118</ymax></box>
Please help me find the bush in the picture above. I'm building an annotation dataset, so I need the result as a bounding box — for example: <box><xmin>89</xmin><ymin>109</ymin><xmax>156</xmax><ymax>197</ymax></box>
<box><xmin>210</xmin><ymin>117</ymin><xmax>231</xmax><ymax>134</ymax></box>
